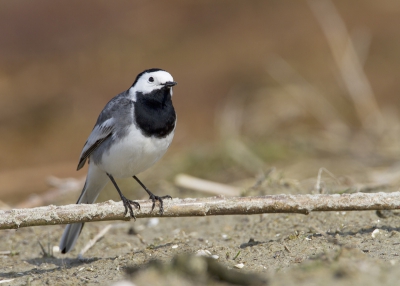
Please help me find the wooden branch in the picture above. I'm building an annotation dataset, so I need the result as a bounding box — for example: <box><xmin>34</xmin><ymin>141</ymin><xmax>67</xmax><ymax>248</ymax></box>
<box><xmin>1</xmin><ymin>192</ymin><xmax>400</xmax><ymax>230</ymax></box>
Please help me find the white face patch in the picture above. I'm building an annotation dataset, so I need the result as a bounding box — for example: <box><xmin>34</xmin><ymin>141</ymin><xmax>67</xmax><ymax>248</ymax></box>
<box><xmin>128</xmin><ymin>70</ymin><xmax>174</xmax><ymax>101</ymax></box>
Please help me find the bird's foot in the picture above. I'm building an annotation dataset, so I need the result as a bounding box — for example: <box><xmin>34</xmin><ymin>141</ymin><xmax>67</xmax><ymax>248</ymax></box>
<box><xmin>121</xmin><ymin>195</ymin><xmax>140</xmax><ymax>220</ymax></box>
<box><xmin>149</xmin><ymin>193</ymin><xmax>172</xmax><ymax>214</ymax></box>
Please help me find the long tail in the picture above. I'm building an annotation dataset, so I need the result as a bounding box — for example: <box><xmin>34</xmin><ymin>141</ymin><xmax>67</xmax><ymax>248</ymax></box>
<box><xmin>59</xmin><ymin>164</ymin><xmax>108</xmax><ymax>254</ymax></box>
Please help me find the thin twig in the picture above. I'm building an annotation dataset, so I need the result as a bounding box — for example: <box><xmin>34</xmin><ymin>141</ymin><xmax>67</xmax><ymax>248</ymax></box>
<box><xmin>78</xmin><ymin>224</ymin><xmax>113</xmax><ymax>258</ymax></box>
<box><xmin>314</xmin><ymin>167</ymin><xmax>341</xmax><ymax>193</ymax></box>
<box><xmin>0</xmin><ymin>250</ymin><xmax>12</xmax><ymax>255</ymax></box>
<box><xmin>15</xmin><ymin>176</ymin><xmax>85</xmax><ymax>209</ymax></box>
<box><xmin>0</xmin><ymin>279</ymin><xmax>14</xmax><ymax>284</ymax></box>
<box><xmin>175</xmin><ymin>174</ymin><xmax>241</xmax><ymax>196</ymax></box>
<box><xmin>307</xmin><ymin>0</ymin><xmax>384</xmax><ymax>132</ymax></box>
<box><xmin>1</xmin><ymin>193</ymin><xmax>400</xmax><ymax>230</ymax></box>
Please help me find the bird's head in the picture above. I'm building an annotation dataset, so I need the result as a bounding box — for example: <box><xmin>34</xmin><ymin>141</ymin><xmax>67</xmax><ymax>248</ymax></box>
<box><xmin>129</xmin><ymin>68</ymin><xmax>177</xmax><ymax>100</ymax></box>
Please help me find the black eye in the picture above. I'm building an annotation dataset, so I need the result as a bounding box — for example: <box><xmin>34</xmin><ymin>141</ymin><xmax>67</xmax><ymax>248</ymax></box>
<box><xmin>149</xmin><ymin>77</ymin><xmax>154</xmax><ymax>83</ymax></box>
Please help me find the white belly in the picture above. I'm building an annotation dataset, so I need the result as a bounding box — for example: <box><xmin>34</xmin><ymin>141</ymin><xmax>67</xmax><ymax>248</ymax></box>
<box><xmin>97</xmin><ymin>125</ymin><xmax>174</xmax><ymax>178</ymax></box>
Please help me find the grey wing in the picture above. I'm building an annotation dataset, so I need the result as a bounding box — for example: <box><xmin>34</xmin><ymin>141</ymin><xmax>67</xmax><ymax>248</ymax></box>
<box><xmin>77</xmin><ymin>118</ymin><xmax>115</xmax><ymax>170</ymax></box>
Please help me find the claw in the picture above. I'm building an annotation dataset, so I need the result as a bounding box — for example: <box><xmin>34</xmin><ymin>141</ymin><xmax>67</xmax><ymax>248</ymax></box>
<box><xmin>132</xmin><ymin>175</ymin><xmax>172</xmax><ymax>214</ymax></box>
<box><xmin>107</xmin><ymin>173</ymin><xmax>140</xmax><ymax>220</ymax></box>
<box><xmin>149</xmin><ymin>194</ymin><xmax>172</xmax><ymax>214</ymax></box>
<box><xmin>121</xmin><ymin>195</ymin><xmax>140</xmax><ymax>220</ymax></box>
<box><xmin>128</xmin><ymin>199</ymin><xmax>141</xmax><ymax>210</ymax></box>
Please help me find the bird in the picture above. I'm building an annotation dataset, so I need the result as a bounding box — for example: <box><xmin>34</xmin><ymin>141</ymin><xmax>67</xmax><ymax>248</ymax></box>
<box><xmin>59</xmin><ymin>68</ymin><xmax>177</xmax><ymax>254</ymax></box>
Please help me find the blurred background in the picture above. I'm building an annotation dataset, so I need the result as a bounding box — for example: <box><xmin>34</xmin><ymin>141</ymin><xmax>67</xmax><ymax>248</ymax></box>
<box><xmin>1</xmin><ymin>0</ymin><xmax>400</xmax><ymax>206</ymax></box>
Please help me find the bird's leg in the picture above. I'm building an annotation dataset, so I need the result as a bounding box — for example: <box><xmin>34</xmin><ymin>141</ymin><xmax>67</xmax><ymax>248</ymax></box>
<box><xmin>133</xmin><ymin>175</ymin><xmax>172</xmax><ymax>214</ymax></box>
<box><xmin>107</xmin><ymin>173</ymin><xmax>140</xmax><ymax>219</ymax></box>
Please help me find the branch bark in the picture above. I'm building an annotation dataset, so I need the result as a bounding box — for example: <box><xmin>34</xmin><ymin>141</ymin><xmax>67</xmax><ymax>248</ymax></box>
<box><xmin>1</xmin><ymin>192</ymin><xmax>400</xmax><ymax>230</ymax></box>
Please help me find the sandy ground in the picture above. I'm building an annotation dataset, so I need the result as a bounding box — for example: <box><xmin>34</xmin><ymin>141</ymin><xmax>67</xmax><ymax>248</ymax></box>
<box><xmin>1</xmin><ymin>170</ymin><xmax>400</xmax><ymax>286</ymax></box>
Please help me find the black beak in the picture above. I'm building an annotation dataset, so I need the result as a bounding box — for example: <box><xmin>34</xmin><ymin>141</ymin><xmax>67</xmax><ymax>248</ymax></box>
<box><xmin>163</xmin><ymin>81</ymin><xmax>177</xmax><ymax>87</ymax></box>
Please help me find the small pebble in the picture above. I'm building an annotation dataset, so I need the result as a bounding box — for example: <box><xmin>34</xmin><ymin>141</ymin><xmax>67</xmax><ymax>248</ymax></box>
<box><xmin>171</xmin><ymin>244</ymin><xmax>178</xmax><ymax>249</ymax></box>
<box><xmin>371</xmin><ymin>229</ymin><xmax>380</xmax><ymax>238</ymax></box>
<box><xmin>147</xmin><ymin>218</ymin><xmax>159</xmax><ymax>227</ymax></box>
<box><xmin>196</xmin><ymin>249</ymin><xmax>212</xmax><ymax>256</ymax></box>
<box><xmin>234</xmin><ymin>263</ymin><xmax>245</xmax><ymax>269</ymax></box>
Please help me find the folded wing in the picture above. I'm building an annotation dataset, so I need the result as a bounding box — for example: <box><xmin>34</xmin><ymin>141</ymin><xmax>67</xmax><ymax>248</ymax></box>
<box><xmin>77</xmin><ymin>118</ymin><xmax>115</xmax><ymax>170</ymax></box>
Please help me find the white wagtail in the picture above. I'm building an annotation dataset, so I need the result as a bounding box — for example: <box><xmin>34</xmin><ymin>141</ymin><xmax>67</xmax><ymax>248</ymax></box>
<box><xmin>59</xmin><ymin>68</ymin><xmax>177</xmax><ymax>254</ymax></box>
